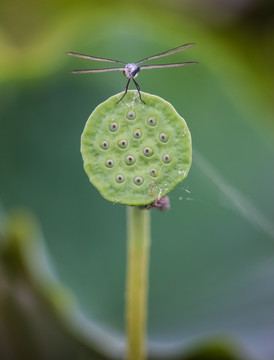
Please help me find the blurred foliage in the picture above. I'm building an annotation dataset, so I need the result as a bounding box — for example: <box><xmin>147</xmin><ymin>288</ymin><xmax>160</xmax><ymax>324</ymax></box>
<box><xmin>0</xmin><ymin>209</ymin><xmax>248</xmax><ymax>359</ymax></box>
<box><xmin>0</xmin><ymin>0</ymin><xmax>274</xmax><ymax>359</ymax></box>
<box><xmin>0</xmin><ymin>209</ymin><xmax>110</xmax><ymax>360</ymax></box>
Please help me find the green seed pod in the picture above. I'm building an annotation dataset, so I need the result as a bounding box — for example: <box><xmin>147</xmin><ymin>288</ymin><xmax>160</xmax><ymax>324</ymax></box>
<box><xmin>81</xmin><ymin>90</ymin><xmax>192</xmax><ymax>206</ymax></box>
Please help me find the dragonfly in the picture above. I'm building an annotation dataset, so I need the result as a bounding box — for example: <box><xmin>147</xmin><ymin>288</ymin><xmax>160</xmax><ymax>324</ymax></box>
<box><xmin>66</xmin><ymin>43</ymin><xmax>197</xmax><ymax>103</ymax></box>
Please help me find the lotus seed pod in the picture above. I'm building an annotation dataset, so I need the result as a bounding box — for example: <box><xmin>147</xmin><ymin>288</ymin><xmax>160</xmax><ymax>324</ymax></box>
<box><xmin>81</xmin><ymin>90</ymin><xmax>192</xmax><ymax>206</ymax></box>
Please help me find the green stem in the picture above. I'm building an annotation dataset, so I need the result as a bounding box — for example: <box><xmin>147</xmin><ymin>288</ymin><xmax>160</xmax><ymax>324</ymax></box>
<box><xmin>126</xmin><ymin>206</ymin><xmax>151</xmax><ymax>360</ymax></box>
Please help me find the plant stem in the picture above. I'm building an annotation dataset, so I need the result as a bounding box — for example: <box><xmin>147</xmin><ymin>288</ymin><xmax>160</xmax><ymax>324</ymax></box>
<box><xmin>126</xmin><ymin>206</ymin><xmax>151</xmax><ymax>360</ymax></box>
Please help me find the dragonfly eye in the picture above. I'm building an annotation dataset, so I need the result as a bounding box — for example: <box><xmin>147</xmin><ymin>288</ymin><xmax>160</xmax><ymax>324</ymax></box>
<box><xmin>132</xmin><ymin>66</ymin><xmax>140</xmax><ymax>78</ymax></box>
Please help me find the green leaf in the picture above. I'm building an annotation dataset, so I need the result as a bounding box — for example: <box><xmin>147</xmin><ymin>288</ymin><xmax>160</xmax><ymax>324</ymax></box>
<box><xmin>0</xmin><ymin>208</ymin><xmax>121</xmax><ymax>360</ymax></box>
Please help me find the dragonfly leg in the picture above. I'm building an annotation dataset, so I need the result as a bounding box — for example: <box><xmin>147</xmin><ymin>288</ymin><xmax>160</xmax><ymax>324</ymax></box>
<box><xmin>133</xmin><ymin>78</ymin><xmax>145</xmax><ymax>104</ymax></box>
<box><xmin>117</xmin><ymin>79</ymin><xmax>131</xmax><ymax>103</ymax></box>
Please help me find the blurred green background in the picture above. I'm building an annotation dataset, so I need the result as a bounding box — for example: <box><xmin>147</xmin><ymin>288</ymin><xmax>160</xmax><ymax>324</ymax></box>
<box><xmin>0</xmin><ymin>0</ymin><xmax>274</xmax><ymax>359</ymax></box>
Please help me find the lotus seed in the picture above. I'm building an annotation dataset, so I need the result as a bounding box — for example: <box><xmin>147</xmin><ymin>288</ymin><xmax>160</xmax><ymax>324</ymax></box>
<box><xmin>133</xmin><ymin>129</ymin><xmax>142</xmax><ymax>139</ymax></box>
<box><xmin>126</xmin><ymin>110</ymin><xmax>136</xmax><ymax>120</ymax></box>
<box><xmin>147</xmin><ymin>116</ymin><xmax>157</xmax><ymax>126</ymax></box>
<box><xmin>149</xmin><ymin>168</ymin><xmax>158</xmax><ymax>177</ymax></box>
<box><xmin>117</xmin><ymin>139</ymin><xmax>128</xmax><ymax>149</ymax></box>
<box><xmin>143</xmin><ymin>147</ymin><xmax>154</xmax><ymax>157</ymax></box>
<box><xmin>133</xmin><ymin>176</ymin><xmax>144</xmax><ymax>185</ymax></box>
<box><xmin>100</xmin><ymin>140</ymin><xmax>109</xmax><ymax>150</ymax></box>
<box><xmin>159</xmin><ymin>133</ymin><xmax>169</xmax><ymax>143</ymax></box>
<box><xmin>115</xmin><ymin>174</ymin><xmax>125</xmax><ymax>183</ymax></box>
<box><xmin>125</xmin><ymin>155</ymin><xmax>136</xmax><ymax>166</ymax></box>
<box><xmin>109</xmin><ymin>122</ymin><xmax>118</xmax><ymax>132</ymax></box>
<box><xmin>105</xmin><ymin>159</ymin><xmax>115</xmax><ymax>168</ymax></box>
<box><xmin>162</xmin><ymin>154</ymin><xmax>172</xmax><ymax>164</ymax></box>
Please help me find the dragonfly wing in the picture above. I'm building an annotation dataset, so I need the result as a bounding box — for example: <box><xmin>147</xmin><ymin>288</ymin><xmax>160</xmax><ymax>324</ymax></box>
<box><xmin>70</xmin><ymin>67</ymin><xmax>125</xmax><ymax>74</ymax></box>
<box><xmin>66</xmin><ymin>52</ymin><xmax>126</xmax><ymax>65</ymax></box>
<box><xmin>136</xmin><ymin>43</ymin><xmax>195</xmax><ymax>64</ymax></box>
<box><xmin>139</xmin><ymin>62</ymin><xmax>198</xmax><ymax>70</ymax></box>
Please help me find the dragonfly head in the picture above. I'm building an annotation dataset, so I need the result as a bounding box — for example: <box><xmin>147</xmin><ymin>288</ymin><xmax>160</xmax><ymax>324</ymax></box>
<box><xmin>124</xmin><ymin>63</ymin><xmax>140</xmax><ymax>79</ymax></box>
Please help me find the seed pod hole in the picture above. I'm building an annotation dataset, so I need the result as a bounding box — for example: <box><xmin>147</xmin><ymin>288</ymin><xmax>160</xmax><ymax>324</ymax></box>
<box><xmin>149</xmin><ymin>168</ymin><xmax>158</xmax><ymax>177</ymax></box>
<box><xmin>125</xmin><ymin>155</ymin><xmax>136</xmax><ymax>166</ymax></box>
<box><xmin>105</xmin><ymin>159</ymin><xmax>115</xmax><ymax>168</ymax></box>
<box><xmin>162</xmin><ymin>154</ymin><xmax>172</xmax><ymax>164</ymax></box>
<box><xmin>143</xmin><ymin>147</ymin><xmax>154</xmax><ymax>157</ymax></box>
<box><xmin>117</xmin><ymin>139</ymin><xmax>128</xmax><ymax>149</ymax></box>
<box><xmin>109</xmin><ymin>122</ymin><xmax>119</xmax><ymax>132</ymax></box>
<box><xmin>100</xmin><ymin>140</ymin><xmax>109</xmax><ymax>150</ymax></box>
<box><xmin>133</xmin><ymin>129</ymin><xmax>142</xmax><ymax>139</ymax></box>
<box><xmin>115</xmin><ymin>174</ymin><xmax>125</xmax><ymax>183</ymax></box>
<box><xmin>126</xmin><ymin>110</ymin><xmax>136</xmax><ymax>120</ymax></box>
<box><xmin>147</xmin><ymin>116</ymin><xmax>157</xmax><ymax>126</ymax></box>
<box><xmin>133</xmin><ymin>176</ymin><xmax>144</xmax><ymax>186</ymax></box>
<box><xmin>159</xmin><ymin>133</ymin><xmax>169</xmax><ymax>143</ymax></box>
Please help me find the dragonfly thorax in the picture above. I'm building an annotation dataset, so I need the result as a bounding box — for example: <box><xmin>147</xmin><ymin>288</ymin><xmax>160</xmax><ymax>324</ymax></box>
<box><xmin>124</xmin><ymin>63</ymin><xmax>140</xmax><ymax>79</ymax></box>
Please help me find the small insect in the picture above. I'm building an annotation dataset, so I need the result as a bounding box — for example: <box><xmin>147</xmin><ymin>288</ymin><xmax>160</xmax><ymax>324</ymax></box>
<box><xmin>140</xmin><ymin>195</ymin><xmax>171</xmax><ymax>211</ymax></box>
<box><xmin>66</xmin><ymin>43</ymin><xmax>197</xmax><ymax>103</ymax></box>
